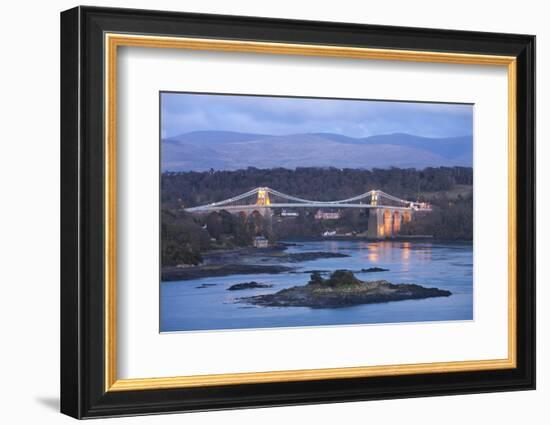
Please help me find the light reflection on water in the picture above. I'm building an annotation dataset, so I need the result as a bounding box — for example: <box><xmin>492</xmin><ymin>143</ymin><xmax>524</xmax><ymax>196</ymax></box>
<box><xmin>160</xmin><ymin>240</ymin><xmax>473</xmax><ymax>332</ymax></box>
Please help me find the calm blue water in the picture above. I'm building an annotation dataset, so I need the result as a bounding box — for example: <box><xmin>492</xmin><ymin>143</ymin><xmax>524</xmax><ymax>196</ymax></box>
<box><xmin>160</xmin><ymin>240</ymin><xmax>473</xmax><ymax>332</ymax></box>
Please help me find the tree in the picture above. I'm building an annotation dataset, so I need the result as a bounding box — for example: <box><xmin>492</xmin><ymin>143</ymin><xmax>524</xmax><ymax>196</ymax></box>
<box><xmin>308</xmin><ymin>271</ymin><xmax>324</xmax><ymax>286</ymax></box>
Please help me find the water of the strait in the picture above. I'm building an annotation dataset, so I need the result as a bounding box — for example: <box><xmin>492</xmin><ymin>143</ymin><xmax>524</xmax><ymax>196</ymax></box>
<box><xmin>160</xmin><ymin>240</ymin><xmax>473</xmax><ymax>332</ymax></box>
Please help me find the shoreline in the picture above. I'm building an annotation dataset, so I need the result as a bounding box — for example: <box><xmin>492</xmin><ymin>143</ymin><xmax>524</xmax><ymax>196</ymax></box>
<box><xmin>162</xmin><ymin>246</ymin><xmax>350</xmax><ymax>281</ymax></box>
<box><xmin>161</xmin><ymin>239</ymin><xmax>472</xmax><ymax>282</ymax></box>
<box><xmin>162</xmin><ymin>263</ymin><xmax>295</xmax><ymax>282</ymax></box>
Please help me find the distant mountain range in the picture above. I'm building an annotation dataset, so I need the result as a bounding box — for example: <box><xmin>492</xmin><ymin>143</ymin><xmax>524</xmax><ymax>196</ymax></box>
<box><xmin>161</xmin><ymin>131</ymin><xmax>472</xmax><ymax>171</ymax></box>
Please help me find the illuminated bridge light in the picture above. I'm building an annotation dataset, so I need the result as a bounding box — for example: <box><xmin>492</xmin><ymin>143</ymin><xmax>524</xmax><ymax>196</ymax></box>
<box><xmin>256</xmin><ymin>187</ymin><xmax>271</xmax><ymax>206</ymax></box>
<box><xmin>371</xmin><ymin>192</ymin><xmax>378</xmax><ymax>206</ymax></box>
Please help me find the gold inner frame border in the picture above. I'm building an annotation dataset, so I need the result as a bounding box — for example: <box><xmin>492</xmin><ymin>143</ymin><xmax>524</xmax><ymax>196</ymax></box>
<box><xmin>104</xmin><ymin>33</ymin><xmax>517</xmax><ymax>392</ymax></box>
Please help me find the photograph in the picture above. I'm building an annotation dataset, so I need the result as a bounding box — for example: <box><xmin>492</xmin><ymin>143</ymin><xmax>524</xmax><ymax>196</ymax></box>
<box><xmin>159</xmin><ymin>92</ymin><xmax>474</xmax><ymax>332</ymax></box>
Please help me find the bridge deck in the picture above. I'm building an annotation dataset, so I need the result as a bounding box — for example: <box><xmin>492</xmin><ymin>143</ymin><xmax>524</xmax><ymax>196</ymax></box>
<box><xmin>185</xmin><ymin>203</ymin><xmax>429</xmax><ymax>212</ymax></box>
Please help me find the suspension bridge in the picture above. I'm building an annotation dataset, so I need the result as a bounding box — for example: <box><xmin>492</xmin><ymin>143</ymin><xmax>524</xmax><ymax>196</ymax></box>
<box><xmin>184</xmin><ymin>187</ymin><xmax>431</xmax><ymax>238</ymax></box>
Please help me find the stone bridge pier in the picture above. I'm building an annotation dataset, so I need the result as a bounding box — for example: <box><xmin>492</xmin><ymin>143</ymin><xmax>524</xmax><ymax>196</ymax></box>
<box><xmin>230</xmin><ymin>207</ymin><xmax>273</xmax><ymax>220</ymax></box>
<box><xmin>366</xmin><ymin>208</ymin><xmax>412</xmax><ymax>239</ymax></box>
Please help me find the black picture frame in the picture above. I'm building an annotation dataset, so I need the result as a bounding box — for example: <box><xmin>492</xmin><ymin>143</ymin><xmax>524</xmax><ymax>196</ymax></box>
<box><xmin>61</xmin><ymin>5</ymin><xmax>535</xmax><ymax>419</ymax></box>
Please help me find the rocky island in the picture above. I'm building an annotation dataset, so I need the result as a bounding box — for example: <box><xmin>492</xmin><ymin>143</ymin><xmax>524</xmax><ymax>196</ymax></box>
<box><xmin>361</xmin><ymin>267</ymin><xmax>389</xmax><ymax>273</ymax></box>
<box><xmin>227</xmin><ymin>281</ymin><xmax>273</xmax><ymax>291</ymax></box>
<box><xmin>239</xmin><ymin>270</ymin><xmax>451</xmax><ymax>309</ymax></box>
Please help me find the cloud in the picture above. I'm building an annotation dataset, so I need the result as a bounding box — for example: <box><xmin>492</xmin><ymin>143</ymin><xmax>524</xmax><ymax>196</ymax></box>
<box><xmin>161</xmin><ymin>92</ymin><xmax>473</xmax><ymax>139</ymax></box>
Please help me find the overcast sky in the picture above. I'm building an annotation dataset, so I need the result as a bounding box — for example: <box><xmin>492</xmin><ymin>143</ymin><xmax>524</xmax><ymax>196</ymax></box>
<box><xmin>161</xmin><ymin>92</ymin><xmax>473</xmax><ymax>139</ymax></box>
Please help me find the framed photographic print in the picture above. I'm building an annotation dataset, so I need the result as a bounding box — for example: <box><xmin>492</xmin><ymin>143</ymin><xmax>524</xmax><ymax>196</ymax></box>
<box><xmin>60</xmin><ymin>6</ymin><xmax>535</xmax><ymax>419</ymax></box>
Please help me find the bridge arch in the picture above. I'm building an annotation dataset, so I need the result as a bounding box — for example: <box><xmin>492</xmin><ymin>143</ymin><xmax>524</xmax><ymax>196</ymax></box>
<box><xmin>392</xmin><ymin>210</ymin><xmax>402</xmax><ymax>235</ymax></box>
<box><xmin>383</xmin><ymin>209</ymin><xmax>392</xmax><ymax>237</ymax></box>
<box><xmin>248</xmin><ymin>210</ymin><xmax>266</xmax><ymax>236</ymax></box>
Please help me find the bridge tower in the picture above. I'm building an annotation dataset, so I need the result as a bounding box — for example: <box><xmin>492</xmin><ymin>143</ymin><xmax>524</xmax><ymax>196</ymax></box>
<box><xmin>366</xmin><ymin>191</ymin><xmax>383</xmax><ymax>238</ymax></box>
<box><xmin>256</xmin><ymin>187</ymin><xmax>271</xmax><ymax>206</ymax></box>
<box><xmin>365</xmin><ymin>190</ymin><xmax>412</xmax><ymax>238</ymax></box>
<box><xmin>250</xmin><ymin>187</ymin><xmax>273</xmax><ymax>219</ymax></box>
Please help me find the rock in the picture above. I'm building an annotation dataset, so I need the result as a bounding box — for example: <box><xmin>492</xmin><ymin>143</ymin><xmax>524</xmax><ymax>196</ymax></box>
<box><xmin>195</xmin><ymin>283</ymin><xmax>216</xmax><ymax>289</ymax></box>
<box><xmin>361</xmin><ymin>267</ymin><xmax>389</xmax><ymax>272</ymax></box>
<box><xmin>284</xmin><ymin>252</ymin><xmax>349</xmax><ymax>262</ymax></box>
<box><xmin>322</xmin><ymin>270</ymin><xmax>362</xmax><ymax>286</ymax></box>
<box><xmin>239</xmin><ymin>271</ymin><xmax>451</xmax><ymax>308</ymax></box>
<box><xmin>227</xmin><ymin>281</ymin><xmax>273</xmax><ymax>291</ymax></box>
